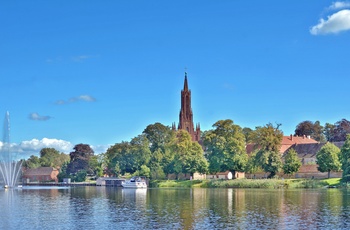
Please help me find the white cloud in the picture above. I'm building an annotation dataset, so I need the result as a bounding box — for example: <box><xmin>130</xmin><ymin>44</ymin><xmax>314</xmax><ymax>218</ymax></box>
<box><xmin>310</xmin><ymin>9</ymin><xmax>350</xmax><ymax>35</ymax></box>
<box><xmin>29</xmin><ymin>113</ymin><xmax>52</xmax><ymax>121</ymax></box>
<box><xmin>90</xmin><ymin>144</ymin><xmax>111</xmax><ymax>154</ymax></box>
<box><xmin>71</xmin><ymin>55</ymin><xmax>96</xmax><ymax>62</ymax></box>
<box><xmin>56</xmin><ymin>94</ymin><xmax>96</xmax><ymax>105</ymax></box>
<box><xmin>0</xmin><ymin>138</ymin><xmax>109</xmax><ymax>160</ymax></box>
<box><xmin>0</xmin><ymin>138</ymin><xmax>73</xmax><ymax>159</ymax></box>
<box><xmin>76</xmin><ymin>95</ymin><xmax>96</xmax><ymax>102</ymax></box>
<box><xmin>329</xmin><ymin>1</ymin><xmax>350</xmax><ymax>10</ymax></box>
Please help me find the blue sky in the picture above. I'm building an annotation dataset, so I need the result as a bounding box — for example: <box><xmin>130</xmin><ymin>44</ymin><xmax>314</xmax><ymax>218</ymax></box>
<box><xmin>1</xmin><ymin>1</ymin><xmax>350</xmax><ymax>157</ymax></box>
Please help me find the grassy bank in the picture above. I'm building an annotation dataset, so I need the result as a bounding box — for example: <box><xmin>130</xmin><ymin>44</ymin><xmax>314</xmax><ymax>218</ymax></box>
<box><xmin>150</xmin><ymin>178</ymin><xmax>343</xmax><ymax>189</ymax></box>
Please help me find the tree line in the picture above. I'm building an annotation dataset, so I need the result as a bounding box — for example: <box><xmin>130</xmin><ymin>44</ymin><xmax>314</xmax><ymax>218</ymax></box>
<box><xmin>23</xmin><ymin>118</ymin><xmax>350</xmax><ymax>182</ymax></box>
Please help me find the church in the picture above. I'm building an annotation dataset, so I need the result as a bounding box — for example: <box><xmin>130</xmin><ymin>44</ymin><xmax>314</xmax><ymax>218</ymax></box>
<box><xmin>172</xmin><ymin>72</ymin><xmax>201</xmax><ymax>142</ymax></box>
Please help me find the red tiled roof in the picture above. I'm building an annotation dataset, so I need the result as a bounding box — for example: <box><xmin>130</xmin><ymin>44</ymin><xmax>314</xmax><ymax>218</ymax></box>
<box><xmin>246</xmin><ymin>135</ymin><xmax>319</xmax><ymax>154</ymax></box>
<box><xmin>282</xmin><ymin>135</ymin><xmax>318</xmax><ymax>145</ymax></box>
<box><xmin>280</xmin><ymin>135</ymin><xmax>318</xmax><ymax>153</ymax></box>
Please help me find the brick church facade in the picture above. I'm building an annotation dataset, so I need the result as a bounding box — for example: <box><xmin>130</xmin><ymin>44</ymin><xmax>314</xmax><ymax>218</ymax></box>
<box><xmin>172</xmin><ymin>72</ymin><xmax>201</xmax><ymax>142</ymax></box>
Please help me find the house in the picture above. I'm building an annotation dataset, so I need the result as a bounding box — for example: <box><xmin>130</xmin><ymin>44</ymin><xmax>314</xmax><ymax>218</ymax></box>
<box><xmin>245</xmin><ymin>135</ymin><xmax>344</xmax><ymax>178</ymax></box>
<box><xmin>280</xmin><ymin>135</ymin><xmax>318</xmax><ymax>154</ymax></box>
<box><xmin>246</xmin><ymin>135</ymin><xmax>319</xmax><ymax>155</ymax></box>
<box><xmin>23</xmin><ymin>167</ymin><xmax>59</xmax><ymax>183</ymax></box>
<box><xmin>283</xmin><ymin>141</ymin><xmax>344</xmax><ymax>178</ymax></box>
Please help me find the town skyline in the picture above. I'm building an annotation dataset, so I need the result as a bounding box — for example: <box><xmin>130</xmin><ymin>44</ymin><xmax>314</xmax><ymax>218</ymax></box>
<box><xmin>1</xmin><ymin>1</ymin><xmax>350</xmax><ymax>158</ymax></box>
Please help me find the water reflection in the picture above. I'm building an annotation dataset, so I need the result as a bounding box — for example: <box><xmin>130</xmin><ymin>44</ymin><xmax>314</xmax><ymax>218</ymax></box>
<box><xmin>1</xmin><ymin>187</ymin><xmax>350</xmax><ymax>229</ymax></box>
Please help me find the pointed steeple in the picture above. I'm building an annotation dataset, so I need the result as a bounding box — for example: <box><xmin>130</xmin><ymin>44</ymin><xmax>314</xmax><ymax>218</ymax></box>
<box><xmin>183</xmin><ymin>72</ymin><xmax>188</xmax><ymax>91</ymax></box>
<box><xmin>177</xmin><ymin>72</ymin><xmax>201</xmax><ymax>142</ymax></box>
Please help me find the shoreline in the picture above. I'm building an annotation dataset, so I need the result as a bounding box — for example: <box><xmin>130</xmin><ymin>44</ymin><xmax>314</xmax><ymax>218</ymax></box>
<box><xmin>150</xmin><ymin>178</ymin><xmax>345</xmax><ymax>189</ymax></box>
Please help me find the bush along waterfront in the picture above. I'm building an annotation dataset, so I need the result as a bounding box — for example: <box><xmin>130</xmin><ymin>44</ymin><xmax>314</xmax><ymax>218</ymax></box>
<box><xmin>150</xmin><ymin>178</ymin><xmax>343</xmax><ymax>189</ymax></box>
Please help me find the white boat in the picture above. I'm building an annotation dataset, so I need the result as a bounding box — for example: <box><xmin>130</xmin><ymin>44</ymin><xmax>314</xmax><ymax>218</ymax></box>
<box><xmin>121</xmin><ymin>176</ymin><xmax>147</xmax><ymax>188</ymax></box>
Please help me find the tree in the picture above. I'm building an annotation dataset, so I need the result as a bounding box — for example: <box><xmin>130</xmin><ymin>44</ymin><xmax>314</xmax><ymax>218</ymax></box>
<box><xmin>167</xmin><ymin>130</ymin><xmax>208</xmax><ymax>178</ymax></box>
<box><xmin>143</xmin><ymin>122</ymin><xmax>174</xmax><ymax>152</ymax></box>
<box><xmin>283</xmin><ymin>148</ymin><xmax>302</xmax><ymax>177</ymax></box>
<box><xmin>24</xmin><ymin>155</ymin><xmax>41</xmax><ymax>169</ymax></box>
<box><xmin>249</xmin><ymin>123</ymin><xmax>284</xmax><ymax>178</ymax></box>
<box><xmin>316</xmin><ymin>142</ymin><xmax>341</xmax><ymax>178</ymax></box>
<box><xmin>340</xmin><ymin>135</ymin><xmax>350</xmax><ymax>181</ymax></box>
<box><xmin>245</xmin><ymin>151</ymin><xmax>262</xmax><ymax>178</ymax></box>
<box><xmin>242</xmin><ymin>127</ymin><xmax>253</xmax><ymax>143</ymax></box>
<box><xmin>250</xmin><ymin>123</ymin><xmax>283</xmax><ymax>152</ymax></box>
<box><xmin>105</xmin><ymin>141</ymin><xmax>131</xmax><ymax>177</ymax></box>
<box><xmin>39</xmin><ymin>148</ymin><xmax>69</xmax><ymax>168</ymax></box>
<box><xmin>129</xmin><ymin>134</ymin><xmax>152</xmax><ymax>172</ymax></box>
<box><xmin>67</xmin><ymin>144</ymin><xmax>94</xmax><ymax>175</ymax></box>
<box><xmin>255</xmin><ymin>150</ymin><xmax>282</xmax><ymax>178</ymax></box>
<box><xmin>324</xmin><ymin>123</ymin><xmax>335</xmax><ymax>142</ymax></box>
<box><xmin>203</xmin><ymin>119</ymin><xmax>247</xmax><ymax>174</ymax></box>
<box><xmin>294</xmin><ymin>120</ymin><xmax>325</xmax><ymax>142</ymax></box>
<box><xmin>89</xmin><ymin>155</ymin><xmax>103</xmax><ymax>177</ymax></box>
<box><xmin>143</xmin><ymin>122</ymin><xmax>175</xmax><ymax>178</ymax></box>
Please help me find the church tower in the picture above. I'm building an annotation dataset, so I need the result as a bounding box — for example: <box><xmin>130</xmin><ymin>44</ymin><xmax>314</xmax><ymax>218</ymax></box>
<box><xmin>176</xmin><ymin>72</ymin><xmax>201</xmax><ymax>142</ymax></box>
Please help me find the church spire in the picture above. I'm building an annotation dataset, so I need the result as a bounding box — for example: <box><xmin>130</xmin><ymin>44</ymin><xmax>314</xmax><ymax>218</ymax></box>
<box><xmin>176</xmin><ymin>72</ymin><xmax>201</xmax><ymax>142</ymax></box>
<box><xmin>183</xmin><ymin>72</ymin><xmax>188</xmax><ymax>91</ymax></box>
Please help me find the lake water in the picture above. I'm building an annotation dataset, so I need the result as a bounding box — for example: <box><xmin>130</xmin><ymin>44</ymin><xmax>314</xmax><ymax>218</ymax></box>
<box><xmin>1</xmin><ymin>186</ymin><xmax>350</xmax><ymax>229</ymax></box>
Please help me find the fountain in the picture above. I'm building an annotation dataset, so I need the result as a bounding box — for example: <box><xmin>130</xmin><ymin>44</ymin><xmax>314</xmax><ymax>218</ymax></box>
<box><xmin>0</xmin><ymin>111</ymin><xmax>22</xmax><ymax>188</ymax></box>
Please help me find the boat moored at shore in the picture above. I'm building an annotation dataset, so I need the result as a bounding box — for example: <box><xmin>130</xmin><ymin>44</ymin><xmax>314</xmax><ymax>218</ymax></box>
<box><xmin>121</xmin><ymin>176</ymin><xmax>147</xmax><ymax>188</ymax></box>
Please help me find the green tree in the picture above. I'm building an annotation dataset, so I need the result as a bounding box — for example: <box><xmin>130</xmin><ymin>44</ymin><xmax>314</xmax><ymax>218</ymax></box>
<box><xmin>143</xmin><ymin>122</ymin><xmax>174</xmax><ymax>152</ymax></box>
<box><xmin>316</xmin><ymin>142</ymin><xmax>341</xmax><ymax>178</ymax></box>
<box><xmin>203</xmin><ymin>119</ymin><xmax>247</xmax><ymax>174</ymax></box>
<box><xmin>283</xmin><ymin>148</ymin><xmax>302</xmax><ymax>177</ymax></box>
<box><xmin>104</xmin><ymin>135</ymin><xmax>151</xmax><ymax>177</ymax></box>
<box><xmin>133</xmin><ymin>165</ymin><xmax>151</xmax><ymax>178</ymax></box>
<box><xmin>324</xmin><ymin>123</ymin><xmax>335</xmax><ymax>142</ymax></box>
<box><xmin>250</xmin><ymin>123</ymin><xmax>283</xmax><ymax>152</ymax></box>
<box><xmin>245</xmin><ymin>151</ymin><xmax>262</xmax><ymax>178</ymax></box>
<box><xmin>249</xmin><ymin>123</ymin><xmax>283</xmax><ymax>178</ymax></box>
<box><xmin>105</xmin><ymin>141</ymin><xmax>131</xmax><ymax>176</ymax></box>
<box><xmin>168</xmin><ymin>130</ymin><xmax>208</xmax><ymax>178</ymax></box>
<box><xmin>340</xmin><ymin>135</ymin><xmax>350</xmax><ymax>181</ymax></box>
<box><xmin>143</xmin><ymin>122</ymin><xmax>175</xmax><ymax>177</ymax></box>
<box><xmin>255</xmin><ymin>150</ymin><xmax>282</xmax><ymax>178</ymax></box>
<box><xmin>39</xmin><ymin>148</ymin><xmax>69</xmax><ymax>168</ymax></box>
<box><xmin>89</xmin><ymin>155</ymin><xmax>103</xmax><ymax>177</ymax></box>
<box><xmin>129</xmin><ymin>135</ymin><xmax>152</xmax><ymax>172</ymax></box>
<box><xmin>57</xmin><ymin>162</ymin><xmax>69</xmax><ymax>182</ymax></box>
<box><xmin>24</xmin><ymin>155</ymin><xmax>41</xmax><ymax>169</ymax></box>
<box><xmin>242</xmin><ymin>127</ymin><xmax>253</xmax><ymax>143</ymax></box>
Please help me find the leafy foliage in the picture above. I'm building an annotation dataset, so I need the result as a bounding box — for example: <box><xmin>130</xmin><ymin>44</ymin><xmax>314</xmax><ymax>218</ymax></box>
<box><xmin>316</xmin><ymin>142</ymin><xmax>341</xmax><ymax>178</ymax></box>
<box><xmin>250</xmin><ymin>123</ymin><xmax>283</xmax><ymax>152</ymax></box>
<box><xmin>324</xmin><ymin>119</ymin><xmax>350</xmax><ymax>142</ymax></box>
<box><xmin>143</xmin><ymin>123</ymin><xmax>174</xmax><ymax>152</ymax></box>
<box><xmin>245</xmin><ymin>151</ymin><xmax>262</xmax><ymax>175</ymax></box>
<box><xmin>283</xmin><ymin>148</ymin><xmax>302</xmax><ymax>176</ymax></box>
<box><xmin>255</xmin><ymin>150</ymin><xmax>282</xmax><ymax>178</ymax></box>
<box><xmin>23</xmin><ymin>148</ymin><xmax>69</xmax><ymax>169</ymax></box>
<box><xmin>242</xmin><ymin>127</ymin><xmax>253</xmax><ymax>143</ymax></box>
<box><xmin>24</xmin><ymin>155</ymin><xmax>41</xmax><ymax>169</ymax></box>
<box><xmin>340</xmin><ymin>135</ymin><xmax>350</xmax><ymax>179</ymax></box>
<box><xmin>203</xmin><ymin>119</ymin><xmax>247</xmax><ymax>173</ymax></box>
<box><xmin>332</xmin><ymin>119</ymin><xmax>350</xmax><ymax>142</ymax></box>
<box><xmin>169</xmin><ymin>130</ymin><xmax>208</xmax><ymax>177</ymax></box>
<box><xmin>40</xmin><ymin>148</ymin><xmax>70</xmax><ymax>168</ymax></box>
<box><xmin>67</xmin><ymin>144</ymin><xmax>94</xmax><ymax>175</ymax></box>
